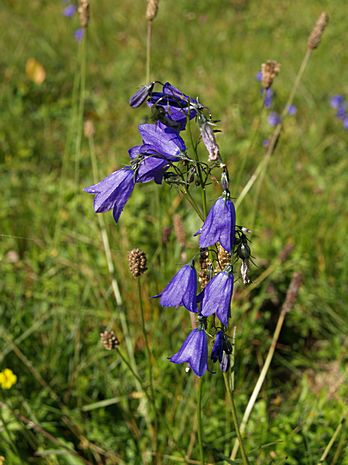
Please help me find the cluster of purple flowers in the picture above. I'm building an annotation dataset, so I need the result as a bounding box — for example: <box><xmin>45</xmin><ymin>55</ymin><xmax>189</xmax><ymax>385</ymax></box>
<box><xmin>330</xmin><ymin>95</ymin><xmax>348</xmax><ymax>130</ymax></box>
<box><xmin>85</xmin><ymin>81</ymin><xmax>242</xmax><ymax>377</ymax></box>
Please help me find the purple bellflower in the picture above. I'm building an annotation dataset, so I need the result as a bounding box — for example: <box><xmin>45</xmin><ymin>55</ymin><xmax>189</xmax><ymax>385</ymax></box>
<box><xmin>129</xmin><ymin>144</ymin><xmax>169</xmax><ymax>184</ymax></box>
<box><xmin>343</xmin><ymin>117</ymin><xmax>348</xmax><ymax>130</ymax></box>
<box><xmin>336</xmin><ymin>104</ymin><xmax>346</xmax><ymax>121</ymax></box>
<box><xmin>129</xmin><ymin>82</ymin><xmax>155</xmax><ymax>108</ymax></box>
<box><xmin>287</xmin><ymin>104</ymin><xmax>297</xmax><ymax>115</ymax></box>
<box><xmin>153</xmin><ymin>264</ymin><xmax>198</xmax><ymax>313</ymax></box>
<box><xmin>84</xmin><ymin>167</ymin><xmax>135</xmax><ymax>223</ymax></box>
<box><xmin>128</xmin><ymin>123</ymin><xmax>186</xmax><ymax>184</ymax></box>
<box><xmin>211</xmin><ymin>330</ymin><xmax>232</xmax><ymax>372</ymax></box>
<box><xmin>201</xmin><ymin>270</ymin><xmax>234</xmax><ymax>326</ymax></box>
<box><xmin>63</xmin><ymin>4</ymin><xmax>76</xmax><ymax>16</ymax></box>
<box><xmin>75</xmin><ymin>28</ymin><xmax>84</xmax><ymax>42</ymax></box>
<box><xmin>263</xmin><ymin>88</ymin><xmax>273</xmax><ymax>109</ymax></box>
<box><xmin>147</xmin><ymin>82</ymin><xmax>200</xmax><ymax>130</ymax></box>
<box><xmin>195</xmin><ymin>196</ymin><xmax>236</xmax><ymax>253</ymax></box>
<box><xmin>330</xmin><ymin>95</ymin><xmax>345</xmax><ymax>109</ymax></box>
<box><xmin>169</xmin><ymin>329</ymin><xmax>208</xmax><ymax>377</ymax></box>
<box><xmin>268</xmin><ymin>112</ymin><xmax>281</xmax><ymax>126</ymax></box>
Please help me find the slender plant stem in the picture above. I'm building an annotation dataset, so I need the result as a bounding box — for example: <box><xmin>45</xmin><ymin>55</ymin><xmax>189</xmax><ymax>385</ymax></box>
<box><xmin>223</xmin><ymin>373</ymin><xmax>250</xmax><ymax>465</ymax></box>
<box><xmin>236</xmin><ymin>48</ymin><xmax>312</xmax><ymax>210</ymax></box>
<box><xmin>74</xmin><ymin>31</ymin><xmax>87</xmax><ymax>186</ymax></box>
<box><xmin>316</xmin><ymin>418</ymin><xmax>345</xmax><ymax>465</ymax></box>
<box><xmin>137</xmin><ymin>278</ymin><xmax>159</xmax><ymax>460</ymax></box>
<box><xmin>146</xmin><ymin>21</ymin><xmax>152</xmax><ymax>82</ymax></box>
<box><xmin>197</xmin><ymin>377</ymin><xmax>205</xmax><ymax>465</ymax></box>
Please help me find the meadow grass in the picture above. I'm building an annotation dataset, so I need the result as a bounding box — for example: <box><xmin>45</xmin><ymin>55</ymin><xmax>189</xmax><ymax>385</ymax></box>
<box><xmin>1</xmin><ymin>0</ymin><xmax>348</xmax><ymax>464</ymax></box>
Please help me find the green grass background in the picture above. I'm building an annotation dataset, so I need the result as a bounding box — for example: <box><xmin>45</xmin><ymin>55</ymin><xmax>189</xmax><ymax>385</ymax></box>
<box><xmin>0</xmin><ymin>0</ymin><xmax>347</xmax><ymax>464</ymax></box>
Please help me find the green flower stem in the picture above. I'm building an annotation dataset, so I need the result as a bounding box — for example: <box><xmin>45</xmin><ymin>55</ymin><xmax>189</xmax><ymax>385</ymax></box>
<box><xmin>197</xmin><ymin>377</ymin><xmax>205</xmax><ymax>465</ymax></box>
<box><xmin>316</xmin><ymin>418</ymin><xmax>346</xmax><ymax>465</ymax></box>
<box><xmin>137</xmin><ymin>278</ymin><xmax>159</xmax><ymax>434</ymax></box>
<box><xmin>223</xmin><ymin>373</ymin><xmax>250</xmax><ymax>465</ymax></box>
<box><xmin>146</xmin><ymin>20</ymin><xmax>152</xmax><ymax>83</ymax></box>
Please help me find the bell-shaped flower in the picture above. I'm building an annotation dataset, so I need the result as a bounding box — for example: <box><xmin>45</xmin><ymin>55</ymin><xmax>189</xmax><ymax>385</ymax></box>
<box><xmin>169</xmin><ymin>329</ymin><xmax>208</xmax><ymax>377</ymax></box>
<box><xmin>211</xmin><ymin>330</ymin><xmax>232</xmax><ymax>372</ymax></box>
<box><xmin>195</xmin><ymin>197</ymin><xmax>236</xmax><ymax>253</ymax></box>
<box><xmin>153</xmin><ymin>264</ymin><xmax>197</xmax><ymax>313</ymax></box>
<box><xmin>129</xmin><ymin>82</ymin><xmax>155</xmax><ymax>108</ymax></box>
<box><xmin>138</xmin><ymin>123</ymin><xmax>185</xmax><ymax>160</ymax></box>
<box><xmin>201</xmin><ymin>270</ymin><xmax>234</xmax><ymax>326</ymax></box>
<box><xmin>84</xmin><ymin>167</ymin><xmax>135</xmax><ymax>223</ymax></box>
<box><xmin>147</xmin><ymin>82</ymin><xmax>200</xmax><ymax>130</ymax></box>
<box><xmin>129</xmin><ymin>144</ymin><xmax>169</xmax><ymax>184</ymax></box>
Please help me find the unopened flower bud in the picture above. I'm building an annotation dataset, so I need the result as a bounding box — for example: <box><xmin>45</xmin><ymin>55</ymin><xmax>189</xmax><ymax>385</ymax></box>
<box><xmin>128</xmin><ymin>248</ymin><xmax>148</xmax><ymax>277</ymax></box>
<box><xmin>129</xmin><ymin>82</ymin><xmax>155</xmax><ymax>108</ymax></box>
<box><xmin>237</xmin><ymin>242</ymin><xmax>251</xmax><ymax>260</ymax></box>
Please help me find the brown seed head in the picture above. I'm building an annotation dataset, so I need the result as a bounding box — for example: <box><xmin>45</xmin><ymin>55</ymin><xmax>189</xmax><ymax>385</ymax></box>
<box><xmin>84</xmin><ymin>119</ymin><xmax>95</xmax><ymax>138</ymax></box>
<box><xmin>281</xmin><ymin>272</ymin><xmax>303</xmax><ymax>314</ymax></box>
<box><xmin>78</xmin><ymin>0</ymin><xmax>89</xmax><ymax>28</ymax></box>
<box><xmin>146</xmin><ymin>0</ymin><xmax>160</xmax><ymax>22</ymax></box>
<box><xmin>128</xmin><ymin>248</ymin><xmax>148</xmax><ymax>277</ymax></box>
<box><xmin>307</xmin><ymin>12</ymin><xmax>329</xmax><ymax>50</ymax></box>
<box><xmin>261</xmin><ymin>60</ymin><xmax>281</xmax><ymax>89</ymax></box>
<box><xmin>100</xmin><ymin>330</ymin><xmax>119</xmax><ymax>350</ymax></box>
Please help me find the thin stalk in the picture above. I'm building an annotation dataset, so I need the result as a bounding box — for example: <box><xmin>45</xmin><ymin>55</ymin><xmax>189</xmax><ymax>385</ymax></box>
<box><xmin>197</xmin><ymin>377</ymin><xmax>205</xmax><ymax>465</ymax></box>
<box><xmin>137</xmin><ymin>278</ymin><xmax>159</xmax><ymax>462</ymax></box>
<box><xmin>236</xmin><ymin>48</ymin><xmax>312</xmax><ymax>210</ymax></box>
<box><xmin>74</xmin><ymin>32</ymin><xmax>87</xmax><ymax>186</ymax></box>
<box><xmin>223</xmin><ymin>373</ymin><xmax>250</xmax><ymax>465</ymax></box>
<box><xmin>316</xmin><ymin>419</ymin><xmax>345</xmax><ymax>465</ymax></box>
<box><xmin>146</xmin><ymin>21</ymin><xmax>152</xmax><ymax>82</ymax></box>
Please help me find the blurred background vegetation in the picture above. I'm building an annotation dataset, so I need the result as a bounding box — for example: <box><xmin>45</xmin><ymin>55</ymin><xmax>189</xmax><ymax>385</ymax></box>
<box><xmin>0</xmin><ymin>0</ymin><xmax>347</xmax><ymax>464</ymax></box>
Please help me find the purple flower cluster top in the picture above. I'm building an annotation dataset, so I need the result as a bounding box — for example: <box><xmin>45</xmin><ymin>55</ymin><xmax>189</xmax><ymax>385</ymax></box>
<box><xmin>85</xmin><ymin>81</ymin><xmax>251</xmax><ymax>377</ymax></box>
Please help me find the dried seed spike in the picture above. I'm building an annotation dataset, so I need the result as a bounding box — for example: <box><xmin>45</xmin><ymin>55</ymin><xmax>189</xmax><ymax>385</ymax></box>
<box><xmin>146</xmin><ymin>0</ymin><xmax>160</xmax><ymax>22</ymax></box>
<box><xmin>128</xmin><ymin>248</ymin><xmax>148</xmax><ymax>277</ymax></box>
<box><xmin>78</xmin><ymin>0</ymin><xmax>89</xmax><ymax>28</ymax></box>
<box><xmin>173</xmin><ymin>214</ymin><xmax>186</xmax><ymax>247</ymax></box>
<box><xmin>261</xmin><ymin>60</ymin><xmax>281</xmax><ymax>89</ymax></box>
<box><xmin>307</xmin><ymin>12</ymin><xmax>329</xmax><ymax>50</ymax></box>
<box><xmin>100</xmin><ymin>330</ymin><xmax>119</xmax><ymax>350</ymax></box>
<box><xmin>282</xmin><ymin>272</ymin><xmax>303</xmax><ymax>314</ymax></box>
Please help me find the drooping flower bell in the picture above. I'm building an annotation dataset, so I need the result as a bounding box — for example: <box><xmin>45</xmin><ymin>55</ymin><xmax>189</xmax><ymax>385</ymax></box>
<box><xmin>84</xmin><ymin>167</ymin><xmax>135</xmax><ymax>223</ymax></box>
<box><xmin>195</xmin><ymin>196</ymin><xmax>236</xmax><ymax>253</ymax></box>
<box><xmin>169</xmin><ymin>328</ymin><xmax>208</xmax><ymax>377</ymax></box>
<box><xmin>211</xmin><ymin>330</ymin><xmax>232</xmax><ymax>372</ymax></box>
<box><xmin>153</xmin><ymin>263</ymin><xmax>198</xmax><ymax>313</ymax></box>
<box><xmin>201</xmin><ymin>270</ymin><xmax>234</xmax><ymax>326</ymax></box>
<box><xmin>129</xmin><ymin>123</ymin><xmax>186</xmax><ymax>184</ymax></box>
